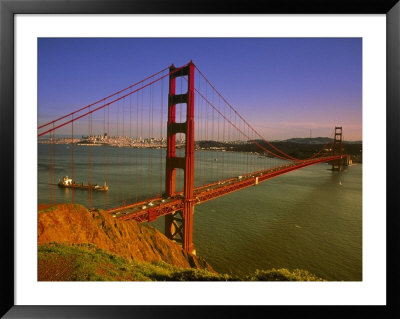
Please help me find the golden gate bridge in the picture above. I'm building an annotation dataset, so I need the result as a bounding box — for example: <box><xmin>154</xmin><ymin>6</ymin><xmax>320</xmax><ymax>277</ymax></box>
<box><xmin>38</xmin><ymin>61</ymin><xmax>350</xmax><ymax>254</ymax></box>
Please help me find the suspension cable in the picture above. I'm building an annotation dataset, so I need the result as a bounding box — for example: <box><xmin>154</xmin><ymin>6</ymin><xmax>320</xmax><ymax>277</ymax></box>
<box><xmin>195</xmin><ymin>65</ymin><xmax>332</xmax><ymax>162</ymax></box>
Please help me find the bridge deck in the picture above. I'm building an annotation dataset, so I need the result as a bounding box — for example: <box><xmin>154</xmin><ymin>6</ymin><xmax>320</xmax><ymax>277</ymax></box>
<box><xmin>106</xmin><ymin>155</ymin><xmax>342</xmax><ymax>223</ymax></box>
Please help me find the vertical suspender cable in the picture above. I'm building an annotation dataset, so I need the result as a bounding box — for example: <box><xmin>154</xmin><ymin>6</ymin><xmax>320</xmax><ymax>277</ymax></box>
<box><xmin>107</xmin><ymin>104</ymin><xmax>109</xmax><ymax>209</ymax></box>
<box><xmin>52</xmin><ymin>126</ymin><xmax>55</xmax><ymax>203</ymax></box>
<box><xmin>130</xmin><ymin>93</ymin><xmax>132</xmax><ymax>204</ymax></box>
<box><xmin>135</xmin><ymin>90</ymin><xmax>139</xmax><ymax>203</ymax></box>
<box><xmin>88</xmin><ymin>107</ymin><xmax>92</xmax><ymax>209</ymax></box>
<box><xmin>71</xmin><ymin>115</ymin><xmax>74</xmax><ymax>204</ymax></box>
<box><xmin>222</xmin><ymin>100</ymin><xmax>225</xmax><ymax>180</ymax></box>
<box><xmin>202</xmin><ymin>77</ymin><xmax>205</xmax><ymax>183</ymax></box>
<box><xmin>148</xmin><ymin>84</ymin><xmax>151</xmax><ymax>197</ymax></box>
<box><xmin>140</xmin><ymin>87</ymin><xmax>144</xmax><ymax>201</ymax></box>
<box><xmin>49</xmin><ymin>131</ymin><xmax>52</xmax><ymax>204</ymax></box>
<box><xmin>151</xmin><ymin>81</ymin><xmax>154</xmax><ymax>197</ymax></box>
<box><xmin>103</xmin><ymin>107</ymin><xmax>106</xmax><ymax>209</ymax></box>
<box><xmin>116</xmin><ymin>97</ymin><xmax>120</xmax><ymax>205</ymax></box>
<box><xmin>217</xmin><ymin>97</ymin><xmax>220</xmax><ymax>181</ymax></box>
<box><xmin>160</xmin><ymin>76</ymin><xmax>164</xmax><ymax>197</ymax></box>
<box><xmin>205</xmin><ymin>81</ymin><xmax>209</xmax><ymax>183</ymax></box>
<box><xmin>211</xmin><ymin>95</ymin><xmax>213</xmax><ymax>182</ymax></box>
<box><xmin>122</xmin><ymin>97</ymin><xmax>125</xmax><ymax>205</ymax></box>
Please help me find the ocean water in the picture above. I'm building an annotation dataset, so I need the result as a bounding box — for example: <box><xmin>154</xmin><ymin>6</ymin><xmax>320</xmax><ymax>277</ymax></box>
<box><xmin>38</xmin><ymin>143</ymin><xmax>362</xmax><ymax>281</ymax></box>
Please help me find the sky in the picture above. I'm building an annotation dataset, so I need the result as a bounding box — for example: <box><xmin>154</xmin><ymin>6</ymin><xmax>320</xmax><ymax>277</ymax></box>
<box><xmin>38</xmin><ymin>38</ymin><xmax>362</xmax><ymax>141</ymax></box>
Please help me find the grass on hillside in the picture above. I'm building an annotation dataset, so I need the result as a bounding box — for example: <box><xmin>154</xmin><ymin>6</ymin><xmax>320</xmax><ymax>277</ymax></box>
<box><xmin>38</xmin><ymin>243</ymin><xmax>229</xmax><ymax>281</ymax></box>
<box><xmin>38</xmin><ymin>243</ymin><xmax>325</xmax><ymax>281</ymax></box>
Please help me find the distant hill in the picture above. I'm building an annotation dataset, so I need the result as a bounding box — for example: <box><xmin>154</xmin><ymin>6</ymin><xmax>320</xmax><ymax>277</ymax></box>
<box><xmin>282</xmin><ymin>137</ymin><xmax>362</xmax><ymax>144</ymax></box>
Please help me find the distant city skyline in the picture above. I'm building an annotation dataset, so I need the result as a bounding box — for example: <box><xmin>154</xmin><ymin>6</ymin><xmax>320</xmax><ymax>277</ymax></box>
<box><xmin>38</xmin><ymin>38</ymin><xmax>362</xmax><ymax>141</ymax></box>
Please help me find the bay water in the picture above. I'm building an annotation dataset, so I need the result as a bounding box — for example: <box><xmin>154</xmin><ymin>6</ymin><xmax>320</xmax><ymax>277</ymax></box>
<box><xmin>38</xmin><ymin>143</ymin><xmax>362</xmax><ymax>281</ymax></box>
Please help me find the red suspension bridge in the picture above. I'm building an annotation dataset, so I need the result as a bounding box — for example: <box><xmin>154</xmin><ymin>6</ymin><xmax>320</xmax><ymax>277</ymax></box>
<box><xmin>38</xmin><ymin>61</ymin><xmax>350</xmax><ymax>254</ymax></box>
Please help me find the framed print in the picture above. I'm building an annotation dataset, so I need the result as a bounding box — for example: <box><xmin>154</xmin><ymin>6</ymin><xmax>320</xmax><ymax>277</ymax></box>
<box><xmin>1</xmin><ymin>0</ymin><xmax>399</xmax><ymax>318</ymax></box>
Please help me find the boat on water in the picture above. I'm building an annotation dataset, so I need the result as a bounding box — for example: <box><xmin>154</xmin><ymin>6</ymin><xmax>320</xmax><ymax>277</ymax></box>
<box><xmin>58</xmin><ymin>176</ymin><xmax>109</xmax><ymax>191</ymax></box>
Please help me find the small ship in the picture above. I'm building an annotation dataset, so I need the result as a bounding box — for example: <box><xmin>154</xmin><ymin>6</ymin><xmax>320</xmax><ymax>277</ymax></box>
<box><xmin>58</xmin><ymin>176</ymin><xmax>109</xmax><ymax>191</ymax></box>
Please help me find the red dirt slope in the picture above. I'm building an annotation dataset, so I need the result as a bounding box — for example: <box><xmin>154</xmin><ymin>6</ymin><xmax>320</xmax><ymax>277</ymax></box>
<box><xmin>38</xmin><ymin>203</ymin><xmax>213</xmax><ymax>271</ymax></box>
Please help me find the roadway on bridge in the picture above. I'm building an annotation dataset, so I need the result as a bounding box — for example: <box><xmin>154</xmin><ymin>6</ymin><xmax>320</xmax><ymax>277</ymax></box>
<box><xmin>107</xmin><ymin>155</ymin><xmax>342</xmax><ymax>223</ymax></box>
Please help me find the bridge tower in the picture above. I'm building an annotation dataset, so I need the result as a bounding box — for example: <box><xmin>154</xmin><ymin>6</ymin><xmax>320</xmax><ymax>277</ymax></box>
<box><xmin>164</xmin><ymin>62</ymin><xmax>196</xmax><ymax>254</ymax></box>
<box><xmin>332</xmin><ymin>126</ymin><xmax>343</xmax><ymax>171</ymax></box>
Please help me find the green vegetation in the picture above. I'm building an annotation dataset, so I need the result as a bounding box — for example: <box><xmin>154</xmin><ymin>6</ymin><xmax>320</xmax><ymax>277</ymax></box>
<box><xmin>246</xmin><ymin>268</ymin><xmax>325</xmax><ymax>281</ymax></box>
<box><xmin>38</xmin><ymin>243</ymin><xmax>229</xmax><ymax>281</ymax></box>
<box><xmin>38</xmin><ymin>243</ymin><xmax>325</xmax><ymax>281</ymax></box>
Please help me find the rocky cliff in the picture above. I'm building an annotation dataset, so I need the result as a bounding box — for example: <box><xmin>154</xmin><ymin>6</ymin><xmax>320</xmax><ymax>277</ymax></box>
<box><xmin>38</xmin><ymin>203</ymin><xmax>213</xmax><ymax>272</ymax></box>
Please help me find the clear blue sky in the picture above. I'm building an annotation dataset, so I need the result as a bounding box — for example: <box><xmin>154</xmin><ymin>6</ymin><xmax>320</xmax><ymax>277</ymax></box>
<box><xmin>38</xmin><ymin>38</ymin><xmax>362</xmax><ymax>140</ymax></box>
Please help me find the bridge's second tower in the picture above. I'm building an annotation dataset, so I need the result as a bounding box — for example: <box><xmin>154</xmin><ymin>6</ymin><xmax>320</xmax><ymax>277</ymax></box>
<box><xmin>332</xmin><ymin>126</ymin><xmax>343</xmax><ymax>171</ymax></box>
<box><xmin>164</xmin><ymin>62</ymin><xmax>196</xmax><ymax>254</ymax></box>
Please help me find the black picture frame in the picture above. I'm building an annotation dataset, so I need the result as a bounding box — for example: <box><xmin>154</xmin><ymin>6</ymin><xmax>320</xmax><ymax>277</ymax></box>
<box><xmin>1</xmin><ymin>0</ymin><xmax>399</xmax><ymax>318</ymax></box>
